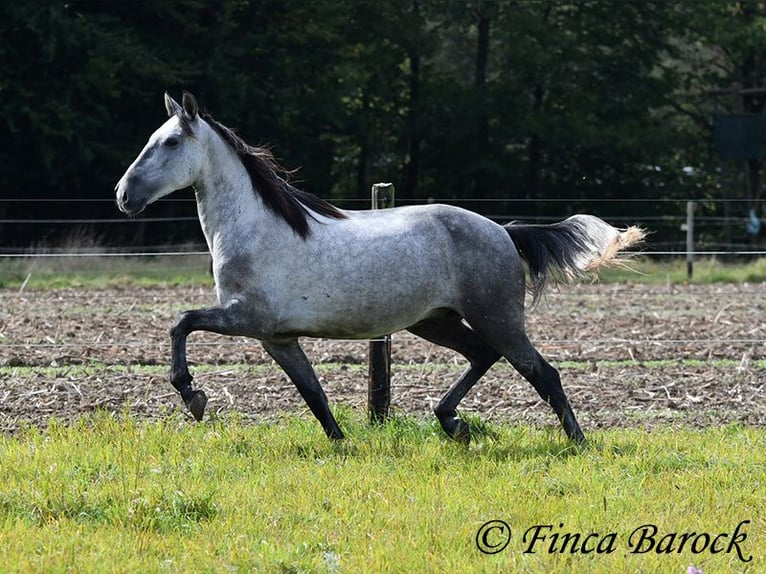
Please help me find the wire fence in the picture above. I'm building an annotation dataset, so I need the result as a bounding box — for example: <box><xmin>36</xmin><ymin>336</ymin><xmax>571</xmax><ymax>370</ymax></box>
<box><xmin>1</xmin><ymin>196</ymin><xmax>764</xmax><ymax>256</ymax></box>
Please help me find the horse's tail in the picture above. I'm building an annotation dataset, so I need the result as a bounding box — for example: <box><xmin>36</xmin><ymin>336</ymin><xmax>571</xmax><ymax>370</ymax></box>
<box><xmin>504</xmin><ymin>214</ymin><xmax>645</xmax><ymax>306</ymax></box>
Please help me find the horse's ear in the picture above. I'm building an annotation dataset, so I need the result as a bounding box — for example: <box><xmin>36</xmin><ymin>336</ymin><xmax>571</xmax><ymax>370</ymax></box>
<box><xmin>182</xmin><ymin>91</ymin><xmax>198</xmax><ymax>121</ymax></box>
<box><xmin>164</xmin><ymin>92</ymin><xmax>182</xmax><ymax>117</ymax></box>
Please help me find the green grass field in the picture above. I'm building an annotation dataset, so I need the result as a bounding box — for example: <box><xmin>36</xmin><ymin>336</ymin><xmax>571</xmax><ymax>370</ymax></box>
<box><xmin>600</xmin><ymin>256</ymin><xmax>766</xmax><ymax>285</ymax></box>
<box><xmin>1</xmin><ymin>258</ymin><xmax>764</xmax><ymax>572</ymax></box>
<box><xmin>2</xmin><ymin>255</ymin><xmax>766</xmax><ymax>290</ymax></box>
<box><xmin>0</xmin><ymin>412</ymin><xmax>763</xmax><ymax>573</ymax></box>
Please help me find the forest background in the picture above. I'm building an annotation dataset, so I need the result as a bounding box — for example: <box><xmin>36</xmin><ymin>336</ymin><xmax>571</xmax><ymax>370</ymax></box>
<box><xmin>2</xmin><ymin>0</ymin><xmax>765</xmax><ymax>251</ymax></box>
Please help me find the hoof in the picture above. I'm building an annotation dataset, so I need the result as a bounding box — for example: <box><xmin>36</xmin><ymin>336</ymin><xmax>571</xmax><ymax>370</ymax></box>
<box><xmin>561</xmin><ymin>411</ymin><xmax>586</xmax><ymax>444</ymax></box>
<box><xmin>451</xmin><ymin>419</ymin><xmax>471</xmax><ymax>445</ymax></box>
<box><xmin>328</xmin><ymin>429</ymin><xmax>345</xmax><ymax>441</ymax></box>
<box><xmin>186</xmin><ymin>389</ymin><xmax>208</xmax><ymax>422</ymax></box>
<box><xmin>572</xmin><ymin>432</ymin><xmax>587</xmax><ymax>446</ymax></box>
<box><xmin>565</xmin><ymin>421</ymin><xmax>587</xmax><ymax>445</ymax></box>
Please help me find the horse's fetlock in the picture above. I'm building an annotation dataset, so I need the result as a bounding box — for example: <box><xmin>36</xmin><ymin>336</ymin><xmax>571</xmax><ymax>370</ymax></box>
<box><xmin>433</xmin><ymin>404</ymin><xmax>455</xmax><ymax>420</ymax></box>
<box><xmin>170</xmin><ymin>368</ymin><xmax>193</xmax><ymax>391</ymax></box>
<box><xmin>328</xmin><ymin>428</ymin><xmax>345</xmax><ymax>440</ymax></box>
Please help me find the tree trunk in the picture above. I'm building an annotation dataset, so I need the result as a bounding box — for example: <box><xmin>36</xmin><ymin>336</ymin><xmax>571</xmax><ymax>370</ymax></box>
<box><xmin>356</xmin><ymin>89</ymin><xmax>371</xmax><ymax>199</ymax></box>
<box><xmin>526</xmin><ymin>84</ymin><xmax>545</xmax><ymax>199</ymax></box>
<box><xmin>738</xmin><ymin>1</ymin><xmax>765</xmax><ymax>219</ymax></box>
<box><xmin>403</xmin><ymin>49</ymin><xmax>421</xmax><ymax>197</ymax></box>
<box><xmin>475</xmin><ymin>10</ymin><xmax>490</xmax><ymax>166</ymax></box>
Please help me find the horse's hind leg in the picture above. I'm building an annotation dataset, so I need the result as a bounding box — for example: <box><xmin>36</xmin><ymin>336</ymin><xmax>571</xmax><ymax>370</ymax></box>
<box><xmin>463</xmin><ymin>304</ymin><xmax>586</xmax><ymax>443</ymax></box>
<box><xmin>513</xmin><ymin>344</ymin><xmax>585</xmax><ymax>443</ymax></box>
<box><xmin>491</xmin><ymin>333</ymin><xmax>585</xmax><ymax>443</ymax></box>
<box><xmin>408</xmin><ymin>314</ymin><xmax>501</xmax><ymax>443</ymax></box>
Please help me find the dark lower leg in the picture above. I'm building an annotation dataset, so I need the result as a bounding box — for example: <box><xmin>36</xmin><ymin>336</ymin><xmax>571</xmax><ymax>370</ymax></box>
<box><xmin>263</xmin><ymin>340</ymin><xmax>344</xmax><ymax>440</ymax></box>
<box><xmin>168</xmin><ymin>304</ymin><xmax>254</xmax><ymax>422</ymax></box>
<box><xmin>520</xmin><ymin>352</ymin><xmax>585</xmax><ymax>443</ymax></box>
<box><xmin>170</xmin><ymin>319</ymin><xmax>208</xmax><ymax>420</ymax></box>
<box><xmin>433</xmin><ymin>356</ymin><xmax>497</xmax><ymax>443</ymax></box>
<box><xmin>409</xmin><ymin>316</ymin><xmax>500</xmax><ymax>443</ymax></box>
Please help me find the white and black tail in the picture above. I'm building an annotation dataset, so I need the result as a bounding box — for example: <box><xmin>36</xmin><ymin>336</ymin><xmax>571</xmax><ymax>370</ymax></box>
<box><xmin>505</xmin><ymin>214</ymin><xmax>645</xmax><ymax>306</ymax></box>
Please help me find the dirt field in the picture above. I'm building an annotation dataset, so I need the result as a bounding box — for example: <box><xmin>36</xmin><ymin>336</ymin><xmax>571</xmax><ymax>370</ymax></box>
<box><xmin>1</xmin><ymin>282</ymin><xmax>764</xmax><ymax>433</ymax></box>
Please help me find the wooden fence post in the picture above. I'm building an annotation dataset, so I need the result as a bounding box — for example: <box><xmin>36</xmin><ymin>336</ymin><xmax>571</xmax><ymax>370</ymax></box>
<box><xmin>686</xmin><ymin>201</ymin><xmax>694</xmax><ymax>279</ymax></box>
<box><xmin>368</xmin><ymin>183</ymin><xmax>395</xmax><ymax>423</ymax></box>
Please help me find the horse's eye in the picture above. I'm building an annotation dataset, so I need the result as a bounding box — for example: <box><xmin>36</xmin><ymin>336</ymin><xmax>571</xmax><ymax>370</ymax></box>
<box><xmin>164</xmin><ymin>137</ymin><xmax>179</xmax><ymax>148</ymax></box>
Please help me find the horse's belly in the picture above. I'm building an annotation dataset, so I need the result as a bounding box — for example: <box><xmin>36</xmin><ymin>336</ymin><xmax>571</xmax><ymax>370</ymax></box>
<box><xmin>273</xmin><ymin>291</ymin><xmax>445</xmax><ymax>340</ymax></box>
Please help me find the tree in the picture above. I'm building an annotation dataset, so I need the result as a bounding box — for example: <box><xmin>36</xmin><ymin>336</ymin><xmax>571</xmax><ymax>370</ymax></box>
<box><xmin>659</xmin><ymin>0</ymin><xmax>766</xmax><ymax>244</ymax></box>
<box><xmin>1</xmin><ymin>0</ymin><xmax>757</xmax><ymax>248</ymax></box>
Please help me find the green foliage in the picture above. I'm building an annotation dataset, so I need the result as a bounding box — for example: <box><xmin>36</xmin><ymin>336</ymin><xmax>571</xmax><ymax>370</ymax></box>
<box><xmin>0</xmin><ymin>413</ymin><xmax>763</xmax><ymax>572</ymax></box>
<box><xmin>1</xmin><ymin>1</ymin><xmax>765</xmax><ymax>248</ymax></box>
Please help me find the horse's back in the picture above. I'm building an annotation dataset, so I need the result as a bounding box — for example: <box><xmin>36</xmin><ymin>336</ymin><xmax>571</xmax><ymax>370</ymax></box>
<box><xmin>338</xmin><ymin>203</ymin><xmax>512</xmax><ymax>250</ymax></box>
<box><xmin>323</xmin><ymin>203</ymin><xmax>519</xmax><ymax>281</ymax></box>
<box><xmin>279</xmin><ymin>203</ymin><xmax>525</xmax><ymax>335</ymax></box>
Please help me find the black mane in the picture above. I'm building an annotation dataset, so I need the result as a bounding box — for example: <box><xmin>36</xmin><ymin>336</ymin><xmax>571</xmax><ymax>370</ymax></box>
<box><xmin>201</xmin><ymin>112</ymin><xmax>347</xmax><ymax>239</ymax></box>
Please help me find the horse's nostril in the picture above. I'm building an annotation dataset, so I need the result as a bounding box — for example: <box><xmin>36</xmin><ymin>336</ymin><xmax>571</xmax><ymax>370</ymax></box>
<box><xmin>116</xmin><ymin>184</ymin><xmax>134</xmax><ymax>212</ymax></box>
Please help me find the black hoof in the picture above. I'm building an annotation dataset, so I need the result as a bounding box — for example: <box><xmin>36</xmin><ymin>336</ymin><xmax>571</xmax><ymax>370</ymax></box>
<box><xmin>572</xmin><ymin>431</ymin><xmax>587</xmax><ymax>445</ymax></box>
<box><xmin>186</xmin><ymin>389</ymin><xmax>208</xmax><ymax>422</ymax></box>
<box><xmin>451</xmin><ymin>419</ymin><xmax>471</xmax><ymax>445</ymax></box>
<box><xmin>566</xmin><ymin>423</ymin><xmax>587</xmax><ymax>445</ymax></box>
<box><xmin>561</xmin><ymin>411</ymin><xmax>586</xmax><ymax>445</ymax></box>
<box><xmin>328</xmin><ymin>429</ymin><xmax>345</xmax><ymax>441</ymax></box>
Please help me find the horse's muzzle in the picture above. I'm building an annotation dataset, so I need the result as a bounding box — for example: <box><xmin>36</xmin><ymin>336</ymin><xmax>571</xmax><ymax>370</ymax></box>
<box><xmin>115</xmin><ymin>178</ymin><xmax>148</xmax><ymax>216</ymax></box>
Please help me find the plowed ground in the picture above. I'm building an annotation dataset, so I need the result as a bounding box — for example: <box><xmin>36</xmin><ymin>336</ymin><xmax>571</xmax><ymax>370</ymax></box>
<box><xmin>1</xmin><ymin>283</ymin><xmax>764</xmax><ymax>433</ymax></box>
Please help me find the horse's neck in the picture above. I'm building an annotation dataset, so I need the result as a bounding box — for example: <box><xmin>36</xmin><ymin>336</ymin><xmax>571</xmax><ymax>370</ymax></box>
<box><xmin>194</xmin><ymin>137</ymin><xmax>275</xmax><ymax>259</ymax></box>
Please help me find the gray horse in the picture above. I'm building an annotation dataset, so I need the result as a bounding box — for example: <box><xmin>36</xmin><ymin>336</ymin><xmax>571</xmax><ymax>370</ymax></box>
<box><xmin>116</xmin><ymin>92</ymin><xmax>644</xmax><ymax>444</ymax></box>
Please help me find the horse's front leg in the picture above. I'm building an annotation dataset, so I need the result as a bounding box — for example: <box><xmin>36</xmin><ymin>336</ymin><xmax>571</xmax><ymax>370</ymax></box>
<box><xmin>261</xmin><ymin>339</ymin><xmax>344</xmax><ymax>440</ymax></box>
<box><xmin>169</xmin><ymin>317</ymin><xmax>209</xmax><ymax>421</ymax></box>
<box><xmin>169</xmin><ymin>300</ymin><xmax>260</xmax><ymax>421</ymax></box>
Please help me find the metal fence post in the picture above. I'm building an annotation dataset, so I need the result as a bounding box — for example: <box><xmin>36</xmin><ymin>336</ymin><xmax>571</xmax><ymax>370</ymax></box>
<box><xmin>368</xmin><ymin>182</ymin><xmax>394</xmax><ymax>423</ymax></box>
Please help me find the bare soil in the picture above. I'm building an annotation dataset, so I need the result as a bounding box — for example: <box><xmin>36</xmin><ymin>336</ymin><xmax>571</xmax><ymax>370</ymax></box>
<box><xmin>1</xmin><ymin>283</ymin><xmax>764</xmax><ymax>434</ymax></box>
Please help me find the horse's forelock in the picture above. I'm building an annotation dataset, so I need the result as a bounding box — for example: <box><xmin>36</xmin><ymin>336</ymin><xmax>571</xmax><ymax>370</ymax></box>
<box><xmin>177</xmin><ymin>112</ymin><xmax>196</xmax><ymax>137</ymax></box>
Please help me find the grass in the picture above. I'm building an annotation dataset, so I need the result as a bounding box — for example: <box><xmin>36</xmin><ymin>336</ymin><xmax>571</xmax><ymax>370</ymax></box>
<box><xmin>2</xmin><ymin>255</ymin><xmax>766</xmax><ymax>290</ymax></box>
<box><xmin>0</xmin><ymin>254</ymin><xmax>213</xmax><ymax>289</ymax></box>
<box><xmin>1</xmin><ymin>254</ymin><xmax>764</xmax><ymax>572</ymax></box>
<box><xmin>0</xmin><ymin>411</ymin><xmax>763</xmax><ymax>573</ymax></box>
<box><xmin>600</xmin><ymin>256</ymin><xmax>766</xmax><ymax>284</ymax></box>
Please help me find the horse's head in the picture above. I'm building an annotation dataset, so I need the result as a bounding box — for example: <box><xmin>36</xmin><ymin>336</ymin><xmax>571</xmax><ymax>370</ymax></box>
<box><xmin>116</xmin><ymin>92</ymin><xmax>204</xmax><ymax>215</ymax></box>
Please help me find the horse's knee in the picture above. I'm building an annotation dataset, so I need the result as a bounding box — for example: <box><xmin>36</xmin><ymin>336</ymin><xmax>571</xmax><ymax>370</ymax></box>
<box><xmin>170</xmin><ymin>311</ymin><xmax>193</xmax><ymax>339</ymax></box>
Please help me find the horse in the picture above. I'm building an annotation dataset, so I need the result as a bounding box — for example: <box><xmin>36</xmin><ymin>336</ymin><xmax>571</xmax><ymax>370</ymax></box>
<box><xmin>115</xmin><ymin>92</ymin><xmax>644</xmax><ymax>444</ymax></box>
